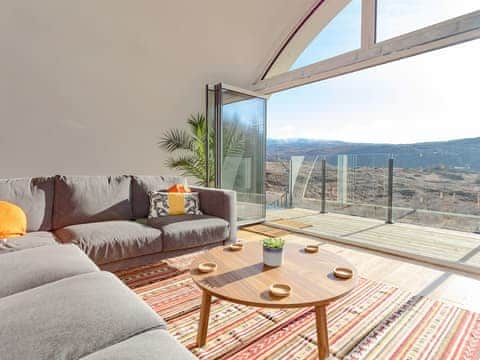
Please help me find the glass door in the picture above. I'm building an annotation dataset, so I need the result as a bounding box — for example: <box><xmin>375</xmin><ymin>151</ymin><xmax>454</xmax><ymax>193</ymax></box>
<box><xmin>207</xmin><ymin>83</ymin><xmax>267</xmax><ymax>224</ymax></box>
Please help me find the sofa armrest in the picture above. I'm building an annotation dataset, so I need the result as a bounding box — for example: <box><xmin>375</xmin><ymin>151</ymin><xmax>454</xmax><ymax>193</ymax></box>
<box><xmin>190</xmin><ymin>187</ymin><xmax>237</xmax><ymax>243</ymax></box>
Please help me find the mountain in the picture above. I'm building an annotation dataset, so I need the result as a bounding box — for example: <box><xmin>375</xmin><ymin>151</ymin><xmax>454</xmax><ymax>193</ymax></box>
<box><xmin>267</xmin><ymin>137</ymin><xmax>480</xmax><ymax>170</ymax></box>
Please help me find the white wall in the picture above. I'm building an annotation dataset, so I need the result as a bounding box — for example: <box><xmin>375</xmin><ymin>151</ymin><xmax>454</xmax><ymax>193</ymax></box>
<box><xmin>0</xmin><ymin>0</ymin><xmax>315</xmax><ymax>178</ymax></box>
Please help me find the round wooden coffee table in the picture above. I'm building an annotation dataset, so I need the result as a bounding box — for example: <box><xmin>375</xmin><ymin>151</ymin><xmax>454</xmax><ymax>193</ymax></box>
<box><xmin>191</xmin><ymin>242</ymin><xmax>358</xmax><ymax>359</ymax></box>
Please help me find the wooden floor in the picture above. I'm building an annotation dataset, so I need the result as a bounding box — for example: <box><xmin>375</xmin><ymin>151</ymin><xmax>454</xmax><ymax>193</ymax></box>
<box><xmin>238</xmin><ymin>228</ymin><xmax>480</xmax><ymax>313</ymax></box>
<box><xmin>266</xmin><ymin>208</ymin><xmax>480</xmax><ymax>269</ymax></box>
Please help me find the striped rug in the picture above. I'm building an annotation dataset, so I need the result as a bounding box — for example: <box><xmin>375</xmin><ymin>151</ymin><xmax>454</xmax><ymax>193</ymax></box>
<box><xmin>116</xmin><ymin>254</ymin><xmax>480</xmax><ymax>359</ymax></box>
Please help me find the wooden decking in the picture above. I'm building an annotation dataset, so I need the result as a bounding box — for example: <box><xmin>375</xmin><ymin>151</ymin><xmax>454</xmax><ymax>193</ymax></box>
<box><xmin>266</xmin><ymin>208</ymin><xmax>480</xmax><ymax>270</ymax></box>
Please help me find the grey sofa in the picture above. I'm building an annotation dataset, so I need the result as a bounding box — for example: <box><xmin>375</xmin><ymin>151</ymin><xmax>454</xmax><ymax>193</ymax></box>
<box><xmin>0</xmin><ymin>175</ymin><xmax>237</xmax><ymax>270</ymax></box>
<box><xmin>0</xmin><ymin>244</ymin><xmax>196</xmax><ymax>360</ymax></box>
<box><xmin>0</xmin><ymin>174</ymin><xmax>236</xmax><ymax>360</ymax></box>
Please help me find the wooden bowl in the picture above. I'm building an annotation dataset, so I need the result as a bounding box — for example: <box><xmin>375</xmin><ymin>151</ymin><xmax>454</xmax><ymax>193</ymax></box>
<box><xmin>198</xmin><ymin>262</ymin><xmax>217</xmax><ymax>273</ymax></box>
<box><xmin>269</xmin><ymin>283</ymin><xmax>292</xmax><ymax>297</ymax></box>
<box><xmin>228</xmin><ymin>243</ymin><xmax>244</xmax><ymax>251</ymax></box>
<box><xmin>304</xmin><ymin>244</ymin><xmax>319</xmax><ymax>253</ymax></box>
<box><xmin>334</xmin><ymin>267</ymin><xmax>353</xmax><ymax>279</ymax></box>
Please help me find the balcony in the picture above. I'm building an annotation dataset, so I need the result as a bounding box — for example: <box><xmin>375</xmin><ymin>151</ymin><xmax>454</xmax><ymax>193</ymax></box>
<box><xmin>265</xmin><ymin>153</ymin><xmax>480</xmax><ymax>274</ymax></box>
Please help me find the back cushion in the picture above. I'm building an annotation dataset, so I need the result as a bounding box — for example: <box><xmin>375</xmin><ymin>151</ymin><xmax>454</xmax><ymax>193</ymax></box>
<box><xmin>0</xmin><ymin>177</ymin><xmax>54</xmax><ymax>232</ymax></box>
<box><xmin>131</xmin><ymin>175</ymin><xmax>184</xmax><ymax>218</ymax></box>
<box><xmin>53</xmin><ymin>175</ymin><xmax>132</xmax><ymax>229</ymax></box>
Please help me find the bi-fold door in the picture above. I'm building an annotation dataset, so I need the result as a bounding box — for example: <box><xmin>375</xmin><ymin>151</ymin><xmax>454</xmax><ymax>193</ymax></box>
<box><xmin>206</xmin><ymin>83</ymin><xmax>267</xmax><ymax>225</ymax></box>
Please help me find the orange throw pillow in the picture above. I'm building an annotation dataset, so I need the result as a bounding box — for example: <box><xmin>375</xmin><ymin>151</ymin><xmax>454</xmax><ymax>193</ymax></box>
<box><xmin>167</xmin><ymin>184</ymin><xmax>191</xmax><ymax>193</ymax></box>
<box><xmin>0</xmin><ymin>201</ymin><xmax>27</xmax><ymax>238</ymax></box>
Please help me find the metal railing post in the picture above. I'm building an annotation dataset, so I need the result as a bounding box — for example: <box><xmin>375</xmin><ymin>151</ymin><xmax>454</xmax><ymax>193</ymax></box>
<box><xmin>321</xmin><ymin>158</ymin><xmax>327</xmax><ymax>213</ymax></box>
<box><xmin>386</xmin><ymin>158</ymin><xmax>394</xmax><ymax>224</ymax></box>
<box><xmin>288</xmin><ymin>159</ymin><xmax>293</xmax><ymax>208</ymax></box>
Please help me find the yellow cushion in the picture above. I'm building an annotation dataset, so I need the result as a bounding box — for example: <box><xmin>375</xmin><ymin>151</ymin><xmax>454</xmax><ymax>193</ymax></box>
<box><xmin>0</xmin><ymin>201</ymin><xmax>27</xmax><ymax>238</ymax></box>
<box><xmin>168</xmin><ymin>193</ymin><xmax>188</xmax><ymax>215</ymax></box>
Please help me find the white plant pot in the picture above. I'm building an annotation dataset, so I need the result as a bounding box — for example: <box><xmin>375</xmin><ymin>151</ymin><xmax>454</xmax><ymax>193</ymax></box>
<box><xmin>263</xmin><ymin>247</ymin><xmax>284</xmax><ymax>267</ymax></box>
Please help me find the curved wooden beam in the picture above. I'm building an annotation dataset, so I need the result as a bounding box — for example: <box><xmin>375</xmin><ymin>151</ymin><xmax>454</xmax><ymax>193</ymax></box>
<box><xmin>256</xmin><ymin>0</ymin><xmax>357</xmax><ymax>81</ymax></box>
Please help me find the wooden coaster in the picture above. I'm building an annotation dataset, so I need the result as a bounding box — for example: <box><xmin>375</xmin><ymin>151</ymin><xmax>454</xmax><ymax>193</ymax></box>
<box><xmin>304</xmin><ymin>245</ymin><xmax>319</xmax><ymax>253</ymax></box>
<box><xmin>269</xmin><ymin>283</ymin><xmax>291</xmax><ymax>297</ymax></box>
<box><xmin>334</xmin><ymin>267</ymin><xmax>353</xmax><ymax>279</ymax></box>
<box><xmin>198</xmin><ymin>262</ymin><xmax>217</xmax><ymax>273</ymax></box>
<box><xmin>228</xmin><ymin>243</ymin><xmax>244</xmax><ymax>251</ymax></box>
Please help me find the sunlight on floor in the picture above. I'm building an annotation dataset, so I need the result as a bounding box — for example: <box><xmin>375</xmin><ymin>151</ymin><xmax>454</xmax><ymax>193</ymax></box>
<box><xmin>239</xmin><ymin>228</ymin><xmax>480</xmax><ymax>313</ymax></box>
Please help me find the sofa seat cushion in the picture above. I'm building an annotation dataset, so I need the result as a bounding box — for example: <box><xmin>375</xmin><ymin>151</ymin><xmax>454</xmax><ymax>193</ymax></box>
<box><xmin>147</xmin><ymin>215</ymin><xmax>229</xmax><ymax>252</ymax></box>
<box><xmin>80</xmin><ymin>329</ymin><xmax>196</xmax><ymax>360</ymax></box>
<box><xmin>0</xmin><ymin>244</ymin><xmax>98</xmax><ymax>298</ymax></box>
<box><xmin>54</xmin><ymin>220</ymin><xmax>163</xmax><ymax>265</ymax></box>
<box><xmin>0</xmin><ymin>231</ymin><xmax>58</xmax><ymax>255</ymax></box>
<box><xmin>0</xmin><ymin>272</ymin><xmax>166</xmax><ymax>360</ymax></box>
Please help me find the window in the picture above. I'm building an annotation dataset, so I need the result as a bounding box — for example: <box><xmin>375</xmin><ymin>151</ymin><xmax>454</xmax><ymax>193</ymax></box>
<box><xmin>268</xmin><ymin>40</ymin><xmax>480</xmax><ymax>232</ymax></box>
<box><xmin>290</xmin><ymin>0</ymin><xmax>361</xmax><ymax>70</ymax></box>
<box><xmin>376</xmin><ymin>0</ymin><xmax>479</xmax><ymax>41</ymax></box>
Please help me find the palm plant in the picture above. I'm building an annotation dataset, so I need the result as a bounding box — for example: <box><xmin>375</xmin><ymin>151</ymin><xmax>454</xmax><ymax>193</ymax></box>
<box><xmin>159</xmin><ymin>113</ymin><xmax>245</xmax><ymax>186</ymax></box>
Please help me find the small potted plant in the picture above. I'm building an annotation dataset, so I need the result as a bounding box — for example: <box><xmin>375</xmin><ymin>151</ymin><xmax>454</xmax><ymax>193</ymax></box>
<box><xmin>262</xmin><ymin>238</ymin><xmax>285</xmax><ymax>267</ymax></box>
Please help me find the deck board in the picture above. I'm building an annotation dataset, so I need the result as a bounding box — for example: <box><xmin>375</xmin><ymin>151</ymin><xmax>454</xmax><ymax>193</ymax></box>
<box><xmin>267</xmin><ymin>209</ymin><xmax>480</xmax><ymax>268</ymax></box>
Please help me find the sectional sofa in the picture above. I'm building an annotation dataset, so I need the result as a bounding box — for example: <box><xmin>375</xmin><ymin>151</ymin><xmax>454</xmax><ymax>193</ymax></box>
<box><xmin>0</xmin><ymin>175</ymin><xmax>236</xmax><ymax>269</ymax></box>
<box><xmin>0</xmin><ymin>175</ymin><xmax>237</xmax><ymax>360</ymax></box>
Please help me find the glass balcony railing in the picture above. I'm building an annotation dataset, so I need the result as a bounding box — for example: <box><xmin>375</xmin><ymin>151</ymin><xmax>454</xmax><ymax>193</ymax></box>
<box><xmin>392</xmin><ymin>154</ymin><xmax>480</xmax><ymax>233</ymax></box>
<box><xmin>266</xmin><ymin>153</ymin><xmax>480</xmax><ymax>233</ymax></box>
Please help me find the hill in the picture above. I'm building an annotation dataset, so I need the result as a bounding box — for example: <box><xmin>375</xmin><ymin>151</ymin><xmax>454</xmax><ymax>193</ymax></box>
<box><xmin>267</xmin><ymin>137</ymin><xmax>480</xmax><ymax>170</ymax></box>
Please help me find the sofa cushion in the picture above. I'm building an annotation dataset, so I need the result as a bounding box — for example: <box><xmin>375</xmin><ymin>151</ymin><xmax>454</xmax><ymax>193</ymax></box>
<box><xmin>132</xmin><ymin>175</ymin><xmax>185</xmax><ymax>219</ymax></box>
<box><xmin>0</xmin><ymin>201</ymin><xmax>27</xmax><ymax>237</ymax></box>
<box><xmin>147</xmin><ymin>215</ymin><xmax>229</xmax><ymax>251</ymax></box>
<box><xmin>0</xmin><ymin>177</ymin><xmax>54</xmax><ymax>231</ymax></box>
<box><xmin>191</xmin><ymin>186</ymin><xmax>237</xmax><ymax>243</ymax></box>
<box><xmin>80</xmin><ymin>329</ymin><xmax>196</xmax><ymax>360</ymax></box>
<box><xmin>53</xmin><ymin>175</ymin><xmax>132</xmax><ymax>229</ymax></box>
<box><xmin>0</xmin><ymin>231</ymin><xmax>58</xmax><ymax>255</ymax></box>
<box><xmin>0</xmin><ymin>244</ymin><xmax>98</xmax><ymax>298</ymax></box>
<box><xmin>54</xmin><ymin>220</ymin><xmax>163</xmax><ymax>265</ymax></box>
<box><xmin>0</xmin><ymin>271</ymin><xmax>166</xmax><ymax>360</ymax></box>
<box><xmin>148</xmin><ymin>191</ymin><xmax>202</xmax><ymax>217</ymax></box>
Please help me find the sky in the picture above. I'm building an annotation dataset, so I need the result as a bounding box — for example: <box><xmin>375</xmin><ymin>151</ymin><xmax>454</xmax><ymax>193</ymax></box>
<box><xmin>267</xmin><ymin>0</ymin><xmax>480</xmax><ymax>144</ymax></box>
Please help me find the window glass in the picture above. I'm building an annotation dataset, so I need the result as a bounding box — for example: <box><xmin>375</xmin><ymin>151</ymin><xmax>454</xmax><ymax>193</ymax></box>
<box><xmin>377</xmin><ymin>0</ymin><xmax>479</xmax><ymax>41</ymax></box>
<box><xmin>268</xmin><ymin>40</ymin><xmax>480</xmax><ymax>234</ymax></box>
<box><xmin>291</xmin><ymin>0</ymin><xmax>361</xmax><ymax>70</ymax></box>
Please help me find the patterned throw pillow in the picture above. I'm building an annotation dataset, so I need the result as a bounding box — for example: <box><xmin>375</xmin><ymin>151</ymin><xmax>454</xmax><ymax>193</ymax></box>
<box><xmin>148</xmin><ymin>191</ymin><xmax>202</xmax><ymax>218</ymax></box>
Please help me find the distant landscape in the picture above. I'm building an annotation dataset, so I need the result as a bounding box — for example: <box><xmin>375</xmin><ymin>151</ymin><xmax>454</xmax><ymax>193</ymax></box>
<box><xmin>268</xmin><ymin>137</ymin><xmax>480</xmax><ymax>170</ymax></box>
<box><xmin>266</xmin><ymin>137</ymin><xmax>480</xmax><ymax>233</ymax></box>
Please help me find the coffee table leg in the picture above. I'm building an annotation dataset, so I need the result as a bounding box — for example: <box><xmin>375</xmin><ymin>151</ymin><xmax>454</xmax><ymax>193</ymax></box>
<box><xmin>315</xmin><ymin>306</ymin><xmax>330</xmax><ymax>359</ymax></box>
<box><xmin>197</xmin><ymin>291</ymin><xmax>212</xmax><ymax>347</ymax></box>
